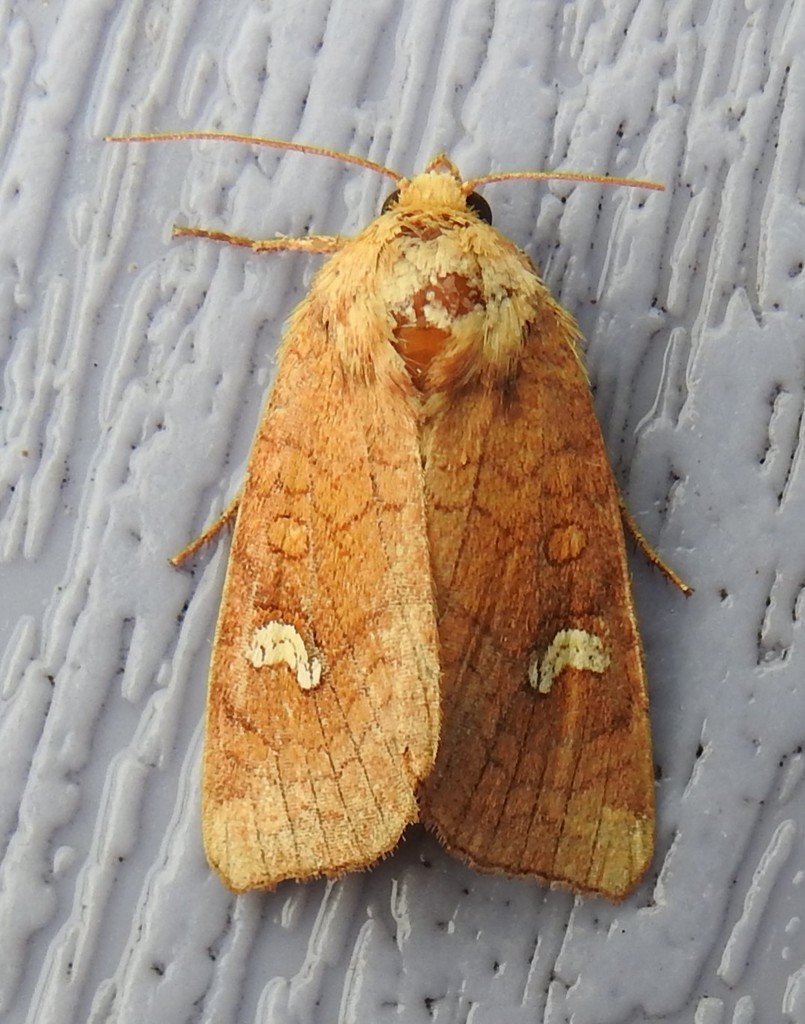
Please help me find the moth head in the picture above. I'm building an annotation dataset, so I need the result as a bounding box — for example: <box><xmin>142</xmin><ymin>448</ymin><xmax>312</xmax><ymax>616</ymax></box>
<box><xmin>381</xmin><ymin>155</ymin><xmax>493</xmax><ymax>224</ymax></box>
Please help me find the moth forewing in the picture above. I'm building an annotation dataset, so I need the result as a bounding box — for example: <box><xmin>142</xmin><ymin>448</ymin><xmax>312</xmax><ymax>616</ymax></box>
<box><xmin>416</xmin><ymin>299</ymin><xmax>655</xmax><ymax>901</ymax></box>
<box><xmin>201</xmin><ymin>248</ymin><xmax>441</xmax><ymax>892</ymax></box>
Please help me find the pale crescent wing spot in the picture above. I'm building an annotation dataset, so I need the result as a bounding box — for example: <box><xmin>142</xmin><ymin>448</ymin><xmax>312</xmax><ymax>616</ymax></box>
<box><xmin>529</xmin><ymin>628</ymin><xmax>611</xmax><ymax>694</ymax></box>
<box><xmin>248</xmin><ymin>622</ymin><xmax>323</xmax><ymax>691</ymax></box>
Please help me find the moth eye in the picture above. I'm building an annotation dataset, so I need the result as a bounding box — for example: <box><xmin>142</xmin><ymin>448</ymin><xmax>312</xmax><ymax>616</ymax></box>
<box><xmin>466</xmin><ymin>191</ymin><xmax>492</xmax><ymax>224</ymax></box>
<box><xmin>381</xmin><ymin>189</ymin><xmax>401</xmax><ymax>214</ymax></box>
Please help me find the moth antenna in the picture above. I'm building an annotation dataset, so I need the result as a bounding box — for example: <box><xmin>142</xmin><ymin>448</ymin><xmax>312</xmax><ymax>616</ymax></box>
<box><xmin>464</xmin><ymin>170</ymin><xmax>665</xmax><ymax>192</ymax></box>
<box><xmin>105</xmin><ymin>131</ymin><xmax>403</xmax><ymax>184</ymax></box>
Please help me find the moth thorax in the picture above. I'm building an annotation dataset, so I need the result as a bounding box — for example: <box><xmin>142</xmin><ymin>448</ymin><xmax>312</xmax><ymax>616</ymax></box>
<box><xmin>391</xmin><ymin>272</ymin><xmax>485</xmax><ymax>387</ymax></box>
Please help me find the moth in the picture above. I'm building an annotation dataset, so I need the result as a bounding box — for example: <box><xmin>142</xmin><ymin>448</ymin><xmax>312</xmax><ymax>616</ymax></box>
<box><xmin>110</xmin><ymin>132</ymin><xmax>685</xmax><ymax>899</ymax></box>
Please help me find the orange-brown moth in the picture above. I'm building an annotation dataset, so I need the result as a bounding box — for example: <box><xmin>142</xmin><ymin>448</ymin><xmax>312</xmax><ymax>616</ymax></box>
<box><xmin>110</xmin><ymin>132</ymin><xmax>687</xmax><ymax>900</ymax></box>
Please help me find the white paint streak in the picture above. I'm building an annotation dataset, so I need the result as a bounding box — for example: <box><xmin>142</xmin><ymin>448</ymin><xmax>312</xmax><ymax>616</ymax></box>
<box><xmin>248</xmin><ymin>622</ymin><xmax>322</xmax><ymax>690</ymax></box>
<box><xmin>529</xmin><ymin>628</ymin><xmax>610</xmax><ymax>694</ymax></box>
<box><xmin>717</xmin><ymin>819</ymin><xmax>797</xmax><ymax>987</ymax></box>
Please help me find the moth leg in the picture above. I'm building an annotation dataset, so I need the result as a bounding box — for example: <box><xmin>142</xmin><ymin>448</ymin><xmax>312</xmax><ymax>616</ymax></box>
<box><xmin>619</xmin><ymin>498</ymin><xmax>692</xmax><ymax>595</ymax></box>
<box><xmin>172</xmin><ymin>226</ymin><xmax>344</xmax><ymax>256</ymax></box>
<box><xmin>170</xmin><ymin>495</ymin><xmax>241</xmax><ymax>567</ymax></box>
<box><xmin>252</xmin><ymin>235</ymin><xmax>344</xmax><ymax>255</ymax></box>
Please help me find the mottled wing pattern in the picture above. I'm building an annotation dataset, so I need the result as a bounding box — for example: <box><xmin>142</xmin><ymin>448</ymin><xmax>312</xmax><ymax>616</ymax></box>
<box><xmin>418</xmin><ymin>312</ymin><xmax>654</xmax><ymax>900</ymax></box>
<box><xmin>203</xmin><ymin>312</ymin><xmax>440</xmax><ymax>892</ymax></box>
